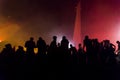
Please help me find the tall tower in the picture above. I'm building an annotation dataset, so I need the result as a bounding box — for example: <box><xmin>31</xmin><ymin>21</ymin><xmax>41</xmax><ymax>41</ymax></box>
<box><xmin>73</xmin><ymin>1</ymin><xmax>81</xmax><ymax>49</ymax></box>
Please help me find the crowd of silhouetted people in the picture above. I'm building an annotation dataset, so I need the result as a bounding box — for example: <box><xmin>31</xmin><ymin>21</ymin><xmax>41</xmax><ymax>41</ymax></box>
<box><xmin>1</xmin><ymin>35</ymin><xmax>120</xmax><ymax>80</ymax></box>
<box><xmin>0</xmin><ymin>35</ymin><xmax>119</xmax><ymax>65</ymax></box>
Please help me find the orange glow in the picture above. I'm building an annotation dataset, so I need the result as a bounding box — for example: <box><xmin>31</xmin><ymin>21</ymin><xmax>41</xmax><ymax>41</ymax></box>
<box><xmin>0</xmin><ymin>16</ymin><xmax>23</xmax><ymax>51</ymax></box>
<box><xmin>0</xmin><ymin>22</ymin><xmax>20</xmax><ymax>41</ymax></box>
<box><xmin>0</xmin><ymin>40</ymin><xmax>2</xmax><ymax>42</ymax></box>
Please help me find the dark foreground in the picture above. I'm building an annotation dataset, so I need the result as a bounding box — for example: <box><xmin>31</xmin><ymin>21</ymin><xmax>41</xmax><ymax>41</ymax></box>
<box><xmin>0</xmin><ymin>64</ymin><xmax>120</xmax><ymax>80</ymax></box>
<box><xmin>0</xmin><ymin>36</ymin><xmax>119</xmax><ymax>80</ymax></box>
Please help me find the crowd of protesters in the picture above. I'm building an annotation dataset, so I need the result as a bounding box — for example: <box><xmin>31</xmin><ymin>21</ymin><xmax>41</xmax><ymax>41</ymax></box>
<box><xmin>0</xmin><ymin>35</ymin><xmax>119</xmax><ymax>66</ymax></box>
<box><xmin>0</xmin><ymin>35</ymin><xmax>120</xmax><ymax>80</ymax></box>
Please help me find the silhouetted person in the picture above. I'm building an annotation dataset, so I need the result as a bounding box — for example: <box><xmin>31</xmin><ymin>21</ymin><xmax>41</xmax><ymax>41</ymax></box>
<box><xmin>36</xmin><ymin>37</ymin><xmax>47</xmax><ymax>65</ymax></box>
<box><xmin>69</xmin><ymin>44</ymin><xmax>78</xmax><ymax>64</ymax></box>
<box><xmin>107</xmin><ymin>43</ymin><xmax>116</xmax><ymax>64</ymax></box>
<box><xmin>37</xmin><ymin>37</ymin><xmax>46</xmax><ymax>55</ymax></box>
<box><xmin>78</xmin><ymin>44</ymin><xmax>86</xmax><ymax>64</ymax></box>
<box><xmin>56</xmin><ymin>43</ymin><xmax>63</xmax><ymax>64</ymax></box>
<box><xmin>83</xmin><ymin>35</ymin><xmax>92</xmax><ymax>64</ymax></box>
<box><xmin>116</xmin><ymin>41</ymin><xmax>120</xmax><ymax>53</ymax></box>
<box><xmin>100</xmin><ymin>40</ymin><xmax>116</xmax><ymax>64</ymax></box>
<box><xmin>15</xmin><ymin>46</ymin><xmax>25</xmax><ymax>64</ymax></box>
<box><xmin>99</xmin><ymin>41</ymin><xmax>105</xmax><ymax>64</ymax></box>
<box><xmin>83</xmin><ymin>35</ymin><xmax>92</xmax><ymax>53</ymax></box>
<box><xmin>99</xmin><ymin>40</ymin><xmax>110</xmax><ymax>64</ymax></box>
<box><xmin>49</xmin><ymin>36</ymin><xmax>57</xmax><ymax>50</ymax></box>
<box><xmin>61</xmin><ymin>36</ymin><xmax>69</xmax><ymax>50</ymax></box>
<box><xmin>16</xmin><ymin>46</ymin><xmax>25</xmax><ymax>55</ymax></box>
<box><xmin>1</xmin><ymin>43</ymin><xmax>15</xmax><ymax>64</ymax></box>
<box><xmin>25</xmin><ymin>37</ymin><xmax>36</xmax><ymax>55</ymax></box>
<box><xmin>116</xmin><ymin>41</ymin><xmax>120</xmax><ymax>63</ymax></box>
<box><xmin>91</xmin><ymin>39</ymin><xmax>100</xmax><ymax>64</ymax></box>
<box><xmin>48</xmin><ymin>36</ymin><xmax>57</xmax><ymax>64</ymax></box>
<box><xmin>60</xmin><ymin>36</ymin><xmax>70</xmax><ymax>64</ymax></box>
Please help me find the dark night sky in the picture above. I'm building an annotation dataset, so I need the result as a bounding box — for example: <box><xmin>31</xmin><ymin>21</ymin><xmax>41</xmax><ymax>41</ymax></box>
<box><xmin>0</xmin><ymin>0</ymin><xmax>120</xmax><ymax>47</ymax></box>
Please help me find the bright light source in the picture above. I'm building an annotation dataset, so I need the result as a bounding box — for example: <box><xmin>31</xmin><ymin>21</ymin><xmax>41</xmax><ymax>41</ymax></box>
<box><xmin>0</xmin><ymin>40</ymin><xmax>2</xmax><ymax>42</ymax></box>
<box><xmin>69</xmin><ymin>41</ymin><xmax>75</xmax><ymax>48</ymax></box>
<box><xmin>57</xmin><ymin>36</ymin><xmax>62</xmax><ymax>43</ymax></box>
<box><xmin>56</xmin><ymin>36</ymin><xmax>75</xmax><ymax>48</ymax></box>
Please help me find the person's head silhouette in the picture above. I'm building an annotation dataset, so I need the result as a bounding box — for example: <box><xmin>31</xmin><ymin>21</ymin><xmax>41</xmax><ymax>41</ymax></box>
<box><xmin>30</xmin><ymin>37</ymin><xmax>34</xmax><ymax>41</ymax></box>
<box><xmin>53</xmin><ymin>36</ymin><xmax>57</xmax><ymax>41</ymax></box>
